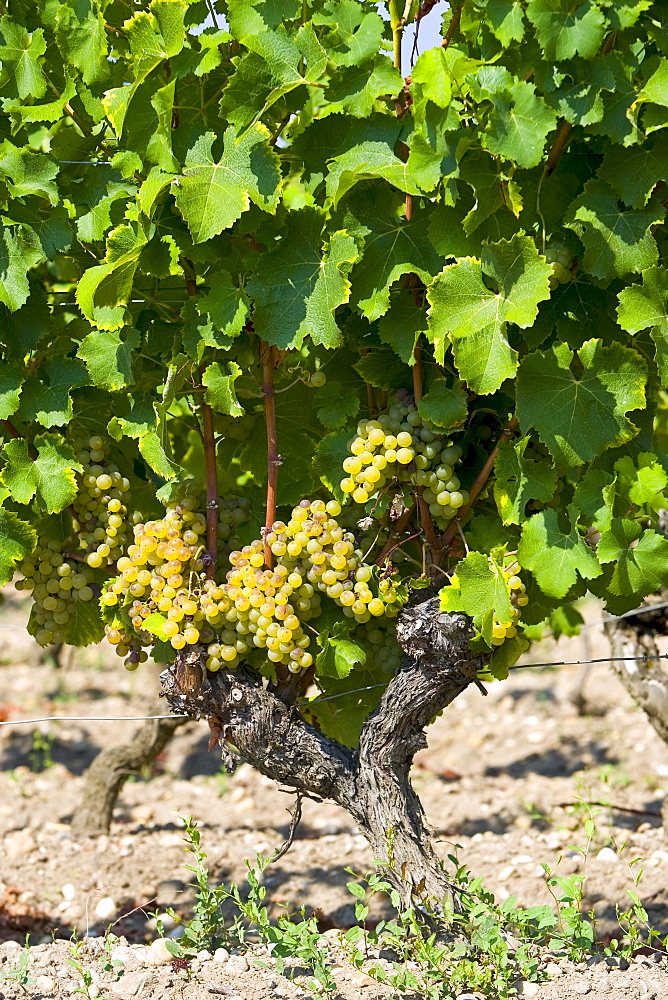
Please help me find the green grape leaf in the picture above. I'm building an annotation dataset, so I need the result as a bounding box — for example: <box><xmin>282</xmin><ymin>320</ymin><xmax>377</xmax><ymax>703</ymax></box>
<box><xmin>247</xmin><ymin>210</ymin><xmax>358</xmax><ymax>350</ymax></box>
<box><xmin>615</xmin><ymin>453</ymin><xmax>668</xmax><ymax>511</ymax></box>
<box><xmin>1</xmin><ymin>433</ymin><xmax>82</xmax><ymax>513</ymax></box>
<box><xmin>63</xmin><ymin>599</ymin><xmax>106</xmax><ymax>646</ymax></box>
<box><xmin>526</xmin><ymin>0</ymin><xmax>606</xmax><ymax>60</ymax></box>
<box><xmin>325</xmin><ymin>55</ymin><xmax>402</xmax><ymax>119</ymax></box>
<box><xmin>516</xmin><ymin>339</ymin><xmax>646</xmax><ymax>466</ymax></box>
<box><xmin>150</xmin><ymin>0</ymin><xmax>188</xmax><ymax>58</ymax></box>
<box><xmin>494</xmin><ymin>436</ymin><xmax>557</xmax><ymax>525</ymax></box>
<box><xmin>410</xmin><ymin>46</ymin><xmax>453</xmax><ymax>113</ymax></box>
<box><xmin>468</xmin><ymin>67</ymin><xmax>557</xmax><ymax>168</ymax></box>
<box><xmin>107</xmin><ymin>398</ymin><xmax>157</xmax><ymax>441</ymax></box>
<box><xmin>483</xmin><ymin>0</ymin><xmax>525</xmax><ymax>46</ymax></box>
<box><xmin>303</xmin><ymin>666</ymin><xmax>386</xmax><ymax>747</ymax></box>
<box><xmin>0</xmin><ymin>143</ymin><xmax>59</xmax><ymax>204</ymax></box>
<box><xmin>0</xmin><ymin>226</ymin><xmax>46</xmax><ymax>311</ymax></box>
<box><xmin>354</xmin><ymin>350</ymin><xmax>409</xmax><ymax>392</ymax></box>
<box><xmin>598</xmin><ymin>519</ymin><xmax>668</xmax><ymax>597</ymax></box>
<box><xmin>377</xmin><ymin>296</ymin><xmax>427</xmax><ymax>364</ymax></box>
<box><xmin>637</xmin><ymin>59</ymin><xmax>668</xmax><ymax>108</ymax></box>
<box><xmin>417</xmin><ymin>379</ymin><xmax>468</xmax><ymax>430</ymax></box>
<box><xmin>549</xmin><ymin>604</ymin><xmax>584</xmax><ymax>639</ymax></box>
<box><xmin>181</xmin><ymin>274</ymin><xmax>248</xmax><ymax>358</ymax></box>
<box><xmin>314</xmin><ymin>430</ymin><xmax>351</xmax><ymax>500</ymax></box>
<box><xmin>616</xmin><ymin>267</ymin><xmax>668</xmax><ymax>389</ymax></box>
<box><xmin>313</xmin><ymin>0</ymin><xmax>384</xmax><ymax>66</ymax></box>
<box><xmin>142</xmin><ymin>612</ymin><xmax>169</xmax><ymax>640</ymax></box>
<box><xmin>77</xmin><ymin>328</ymin><xmax>140</xmax><ymax>391</ymax></box>
<box><xmin>0</xmin><ymin>508</ymin><xmax>36</xmax><ymax>586</ymax></box>
<box><xmin>572</xmin><ymin>468</ymin><xmax>615</xmax><ymax>532</ymax></box>
<box><xmin>518</xmin><ymin>505</ymin><xmax>602</xmax><ymax>599</ymax></box>
<box><xmin>427</xmin><ymin>234</ymin><xmax>551</xmax><ymax>392</ymax></box>
<box><xmin>54</xmin><ymin>0</ymin><xmax>109</xmax><ymax>85</ymax></box>
<box><xmin>202</xmin><ymin>361</ymin><xmax>244</xmax><ymax>416</ymax></box>
<box><xmin>315</xmin><ymin>380</ymin><xmax>360</xmax><ymax>430</ymax></box>
<box><xmin>485</xmin><ymin>634</ymin><xmax>529</xmax><ymax>680</ymax></box>
<box><xmin>0</xmin><ymin>362</ymin><xmax>23</xmax><ymax>419</ymax></box>
<box><xmin>0</xmin><ymin>18</ymin><xmax>47</xmax><ymax>99</ymax></box>
<box><xmin>326</xmin><ymin>140</ymin><xmax>422</xmax><ymax>206</ymax></box>
<box><xmin>564</xmin><ymin>180</ymin><xmax>663</xmax><ymax>284</ymax></box>
<box><xmin>18</xmin><ymin>357</ymin><xmax>88</xmax><ymax>427</ymax></box>
<box><xmin>138</xmin><ymin>429</ymin><xmax>179</xmax><ymax>480</ymax></box>
<box><xmin>174</xmin><ymin>126</ymin><xmax>280</xmax><ymax>244</ymax></box>
<box><xmin>341</xmin><ymin>190</ymin><xmax>443</xmax><ymax>321</ymax></box>
<box><xmin>316</xmin><ymin>624</ymin><xmax>367</xmax><ymax>679</ymax></box>
<box><xmin>440</xmin><ymin>551</ymin><xmax>514</xmax><ymax>646</ymax></box>
<box><xmin>598</xmin><ymin>133</ymin><xmax>668</xmax><ymax>209</ymax></box>
<box><xmin>76</xmin><ymin>224</ymin><xmax>147</xmax><ymax>331</ymax></box>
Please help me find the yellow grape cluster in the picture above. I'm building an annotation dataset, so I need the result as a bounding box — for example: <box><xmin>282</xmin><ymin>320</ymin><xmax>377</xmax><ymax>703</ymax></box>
<box><xmin>200</xmin><ymin>549</ymin><xmax>317</xmax><ymax>673</ymax></box>
<box><xmin>102</xmin><ymin>495</ymin><xmax>207</xmax><ymax>665</ymax></box>
<box><xmin>102</xmin><ymin>497</ymin><xmax>406</xmax><ymax>674</ymax></box>
<box><xmin>340</xmin><ymin>390</ymin><xmax>465</xmax><ymax>529</ymax></box>
<box><xmin>16</xmin><ymin>538</ymin><xmax>96</xmax><ymax>646</ymax></box>
<box><xmin>71</xmin><ymin>435</ymin><xmax>133</xmax><ymax>569</ymax></box>
<box><xmin>490</xmin><ymin>563</ymin><xmax>529</xmax><ymax>646</ymax></box>
<box><xmin>264</xmin><ymin>499</ymin><xmax>403</xmax><ymax>624</ymax></box>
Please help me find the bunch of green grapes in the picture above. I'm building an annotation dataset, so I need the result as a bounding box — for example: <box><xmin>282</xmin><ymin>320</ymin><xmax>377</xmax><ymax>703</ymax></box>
<box><xmin>217</xmin><ymin>495</ymin><xmax>251</xmax><ymax>566</ymax></box>
<box><xmin>15</xmin><ymin>538</ymin><xmax>96</xmax><ymax>646</ymax></box>
<box><xmin>263</xmin><ymin>498</ymin><xmax>404</xmax><ymax>624</ymax></box>
<box><xmin>358</xmin><ymin>621</ymin><xmax>403</xmax><ymax>673</ymax></box>
<box><xmin>101</xmin><ymin>495</ymin><xmax>207</xmax><ymax>666</ymax></box>
<box><xmin>71</xmin><ymin>434</ymin><xmax>133</xmax><ymax>570</ymax></box>
<box><xmin>102</xmin><ymin>495</ymin><xmax>407</xmax><ymax>675</ymax></box>
<box><xmin>545</xmin><ymin>244</ymin><xmax>573</xmax><ymax>290</ymax></box>
<box><xmin>200</xmin><ymin>548</ymin><xmax>317</xmax><ymax>673</ymax></box>
<box><xmin>218</xmin><ymin>412</ymin><xmax>256</xmax><ymax>441</ymax></box>
<box><xmin>489</xmin><ymin>562</ymin><xmax>528</xmax><ymax>646</ymax></box>
<box><xmin>340</xmin><ymin>390</ymin><xmax>465</xmax><ymax>529</ymax></box>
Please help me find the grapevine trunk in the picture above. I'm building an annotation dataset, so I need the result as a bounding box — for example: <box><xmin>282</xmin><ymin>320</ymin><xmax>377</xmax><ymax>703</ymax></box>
<box><xmin>160</xmin><ymin>599</ymin><xmax>484</xmax><ymax>918</ymax></box>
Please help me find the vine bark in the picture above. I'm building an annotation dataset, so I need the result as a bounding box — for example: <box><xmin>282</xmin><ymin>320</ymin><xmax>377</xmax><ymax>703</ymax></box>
<box><xmin>160</xmin><ymin>597</ymin><xmax>485</xmax><ymax>916</ymax></box>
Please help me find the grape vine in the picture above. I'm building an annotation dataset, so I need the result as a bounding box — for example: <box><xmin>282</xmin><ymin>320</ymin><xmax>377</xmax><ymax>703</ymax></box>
<box><xmin>0</xmin><ymin>0</ymin><xmax>665</xmax><ymax>753</ymax></box>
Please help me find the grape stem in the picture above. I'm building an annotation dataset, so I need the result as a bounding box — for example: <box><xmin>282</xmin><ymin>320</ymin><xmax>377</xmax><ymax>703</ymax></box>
<box><xmin>441</xmin><ymin>415</ymin><xmax>520</xmax><ymax>552</ymax></box>
<box><xmin>183</xmin><ymin>259</ymin><xmax>219</xmax><ymax>580</ymax></box>
<box><xmin>442</xmin><ymin>1</ymin><xmax>465</xmax><ymax>49</ymax></box>
<box><xmin>200</xmin><ymin>400</ymin><xmax>220</xmax><ymax>580</ymax></box>
<box><xmin>360</xmin><ymin>348</ymin><xmax>377</xmax><ymax>415</ymax></box>
<box><xmin>260</xmin><ymin>340</ymin><xmax>280</xmax><ymax>569</ymax></box>
<box><xmin>375</xmin><ymin>501</ymin><xmax>417</xmax><ymax>564</ymax></box>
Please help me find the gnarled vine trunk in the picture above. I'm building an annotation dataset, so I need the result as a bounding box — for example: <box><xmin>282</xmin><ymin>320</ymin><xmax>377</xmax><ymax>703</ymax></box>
<box><xmin>71</xmin><ymin>710</ymin><xmax>188</xmax><ymax>834</ymax></box>
<box><xmin>605</xmin><ymin>597</ymin><xmax>668</xmax><ymax>832</ymax></box>
<box><xmin>160</xmin><ymin>598</ymin><xmax>484</xmax><ymax>917</ymax></box>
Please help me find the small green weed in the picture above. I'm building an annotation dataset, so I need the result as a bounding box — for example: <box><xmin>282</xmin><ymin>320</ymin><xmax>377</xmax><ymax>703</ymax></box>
<box><xmin>162</xmin><ymin>812</ymin><xmax>668</xmax><ymax>1000</ymax></box>
<box><xmin>29</xmin><ymin>730</ymin><xmax>55</xmax><ymax>771</ymax></box>
<box><xmin>0</xmin><ymin>937</ymin><xmax>34</xmax><ymax>995</ymax></box>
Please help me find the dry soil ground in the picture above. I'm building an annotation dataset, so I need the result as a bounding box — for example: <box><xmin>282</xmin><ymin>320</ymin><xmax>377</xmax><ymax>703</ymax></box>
<box><xmin>1</xmin><ymin>586</ymin><xmax>668</xmax><ymax>1000</ymax></box>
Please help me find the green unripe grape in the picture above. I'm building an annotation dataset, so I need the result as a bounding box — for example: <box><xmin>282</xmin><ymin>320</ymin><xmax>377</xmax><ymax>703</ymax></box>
<box><xmin>309</xmin><ymin>371</ymin><xmax>326</xmax><ymax>387</ymax></box>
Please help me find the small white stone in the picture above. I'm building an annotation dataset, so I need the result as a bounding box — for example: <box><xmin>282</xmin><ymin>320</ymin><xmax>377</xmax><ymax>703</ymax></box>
<box><xmin>546</xmin><ymin>962</ymin><xmax>563</xmax><ymax>976</ymax></box>
<box><xmin>498</xmin><ymin>864</ymin><xmax>515</xmax><ymax>882</ymax></box>
<box><xmin>518</xmin><ymin>982</ymin><xmax>540</xmax><ymax>997</ymax></box>
<box><xmin>596</xmin><ymin>847</ymin><xmax>618</xmax><ymax>863</ymax></box>
<box><xmin>61</xmin><ymin>883</ymin><xmax>76</xmax><ymax>901</ymax></box>
<box><xmin>213</xmin><ymin>947</ymin><xmax>230</xmax><ymax>964</ymax></box>
<box><xmin>197</xmin><ymin>949</ymin><xmax>213</xmax><ymax>962</ymax></box>
<box><xmin>87</xmin><ymin>986</ymin><xmax>100</xmax><ymax>999</ymax></box>
<box><xmin>145</xmin><ymin>938</ymin><xmax>175</xmax><ymax>965</ymax></box>
<box><xmin>225</xmin><ymin>953</ymin><xmax>250</xmax><ymax>974</ymax></box>
<box><xmin>94</xmin><ymin>896</ymin><xmax>116</xmax><ymax>920</ymax></box>
<box><xmin>110</xmin><ymin>944</ymin><xmax>144</xmax><ymax>971</ymax></box>
<box><xmin>33</xmin><ymin>975</ymin><xmax>56</xmax><ymax>994</ymax></box>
